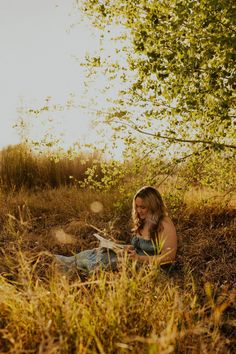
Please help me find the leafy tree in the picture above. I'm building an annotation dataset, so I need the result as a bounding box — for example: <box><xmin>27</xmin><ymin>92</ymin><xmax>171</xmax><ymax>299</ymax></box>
<box><xmin>76</xmin><ymin>0</ymin><xmax>236</xmax><ymax>159</ymax></box>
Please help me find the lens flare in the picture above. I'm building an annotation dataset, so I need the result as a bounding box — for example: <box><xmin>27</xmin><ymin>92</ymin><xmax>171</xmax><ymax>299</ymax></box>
<box><xmin>53</xmin><ymin>228</ymin><xmax>76</xmax><ymax>244</ymax></box>
<box><xmin>90</xmin><ymin>201</ymin><xmax>103</xmax><ymax>213</ymax></box>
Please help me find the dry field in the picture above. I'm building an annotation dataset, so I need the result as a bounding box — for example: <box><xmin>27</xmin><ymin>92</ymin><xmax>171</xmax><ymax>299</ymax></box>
<box><xmin>0</xmin><ymin>185</ymin><xmax>235</xmax><ymax>353</ymax></box>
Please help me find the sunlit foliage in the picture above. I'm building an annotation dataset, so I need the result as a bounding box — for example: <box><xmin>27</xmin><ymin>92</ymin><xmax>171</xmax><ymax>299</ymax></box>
<box><xmin>76</xmin><ymin>0</ymin><xmax>236</xmax><ymax>159</ymax></box>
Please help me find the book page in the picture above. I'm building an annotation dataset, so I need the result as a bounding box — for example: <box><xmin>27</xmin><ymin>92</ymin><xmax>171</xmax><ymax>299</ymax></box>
<box><xmin>93</xmin><ymin>233</ymin><xmax>126</xmax><ymax>251</ymax></box>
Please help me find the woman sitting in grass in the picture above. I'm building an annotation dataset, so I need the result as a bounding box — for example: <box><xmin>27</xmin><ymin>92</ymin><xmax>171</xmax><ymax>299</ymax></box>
<box><xmin>55</xmin><ymin>186</ymin><xmax>177</xmax><ymax>275</ymax></box>
<box><xmin>127</xmin><ymin>186</ymin><xmax>177</xmax><ymax>265</ymax></box>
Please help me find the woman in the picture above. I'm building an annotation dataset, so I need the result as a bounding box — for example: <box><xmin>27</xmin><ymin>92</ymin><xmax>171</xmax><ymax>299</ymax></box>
<box><xmin>55</xmin><ymin>186</ymin><xmax>177</xmax><ymax>274</ymax></box>
<box><xmin>127</xmin><ymin>186</ymin><xmax>177</xmax><ymax>265</ymax></box>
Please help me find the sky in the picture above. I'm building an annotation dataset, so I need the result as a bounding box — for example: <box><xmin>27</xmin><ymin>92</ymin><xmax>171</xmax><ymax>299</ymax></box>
<box><xmin>0</xmin><ymin>0</ymin><xmax>121</xmax><ymax>156</ymax></box>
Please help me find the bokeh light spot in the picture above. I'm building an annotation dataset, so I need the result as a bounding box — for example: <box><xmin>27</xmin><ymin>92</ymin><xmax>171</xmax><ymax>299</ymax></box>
<box><xmin>90</xmin><ymin>201</ymin><xmax>103</xmax><ymax>213</ymax></box>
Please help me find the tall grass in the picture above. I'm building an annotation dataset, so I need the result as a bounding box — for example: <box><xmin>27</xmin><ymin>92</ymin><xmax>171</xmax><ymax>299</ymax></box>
<box><xmin>0</xmin><ymin>252</ymin><xmax>235</xmax><ymax>353</ymax></box>
<box><xmin>0</xmin><ymin>185</ymin><xmax>235</xmax><ymax>352</ymax></box>
<box><xmin>1</xmin><ymin>143</ymin><xmax>235</xmax><ymax>199</ymax></box>
<box><xmin>0</xmin><ymin>144</ymin><xmax>103</xmax><ymax>190</ymax></box>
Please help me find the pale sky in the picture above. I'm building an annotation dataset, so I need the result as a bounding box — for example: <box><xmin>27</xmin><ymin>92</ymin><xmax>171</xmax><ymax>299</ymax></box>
<box><xmin>0</xmin><ymin>0</ymin><xmax>121</xmax><ymax>155</ymax></box>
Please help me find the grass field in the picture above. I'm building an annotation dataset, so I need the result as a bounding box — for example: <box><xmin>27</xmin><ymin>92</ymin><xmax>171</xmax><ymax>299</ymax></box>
<box><xmin>0</xmin><ymin>184</ymin><xmax>235</xmax><ymax>353</ymax></box>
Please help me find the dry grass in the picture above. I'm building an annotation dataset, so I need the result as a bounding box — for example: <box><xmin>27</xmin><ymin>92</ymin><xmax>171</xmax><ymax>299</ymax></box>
<box><xmin>0</xmin><ymin>144</ymin><xmax>103</xmax><ymax>190</ymax></box>
<box><xmin>0</xmin><ymin>186</ymin><xmax>235</xmax><ymax>353</ymax></box>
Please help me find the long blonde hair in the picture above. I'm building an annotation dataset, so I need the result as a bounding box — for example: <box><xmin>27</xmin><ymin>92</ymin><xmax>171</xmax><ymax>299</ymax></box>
<box><xmin>132</xmin><ymin>186</ymin><xmax>167</xmax><ymax>241</ymax></box>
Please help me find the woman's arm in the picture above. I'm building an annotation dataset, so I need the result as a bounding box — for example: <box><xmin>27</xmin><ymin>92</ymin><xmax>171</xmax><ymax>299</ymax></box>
<box><xmin>129</xmin><ymin>217</ymin><xmax>177</xmax><ymax>265</ymax></box>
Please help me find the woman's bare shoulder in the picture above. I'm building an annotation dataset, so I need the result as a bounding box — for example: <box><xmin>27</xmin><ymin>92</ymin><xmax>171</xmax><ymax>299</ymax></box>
<box><xmin>161</xmin><ymin>216</ymin><xmax>177</xmax><ymax>235</ymax></box>
<box><xmin>162</xmin><ymin>215</ymin><xmax>175</xmax><ymax>226</ymax></box>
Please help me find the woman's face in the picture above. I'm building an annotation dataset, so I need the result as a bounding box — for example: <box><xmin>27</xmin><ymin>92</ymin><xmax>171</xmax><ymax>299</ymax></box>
<box><xmin>135</xmin><ymin>197</ymin><xmax>149</xmax><ymax>220</ymax></box>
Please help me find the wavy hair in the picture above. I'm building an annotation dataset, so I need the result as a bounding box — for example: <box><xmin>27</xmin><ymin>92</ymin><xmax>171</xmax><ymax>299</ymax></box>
<box><xmin>132</xmin><ymin>186</ymin><xmax>167</xmax><ymax>241</ymax></box>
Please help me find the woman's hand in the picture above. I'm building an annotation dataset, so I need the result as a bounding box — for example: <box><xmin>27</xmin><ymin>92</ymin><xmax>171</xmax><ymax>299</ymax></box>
<box><xmin>127</xmin><ymin>249</ymin><xmax>139</xmax><ymax>260</ymax></box>
<box><xmin>124</xmin><ymin>245</ymin><xmax>135</xmax><ymax>252</ymax></box>
<box><xmin>124</xmin><ymin>245</ymin><xmax>139</xmax><ymax>260</ymax></box>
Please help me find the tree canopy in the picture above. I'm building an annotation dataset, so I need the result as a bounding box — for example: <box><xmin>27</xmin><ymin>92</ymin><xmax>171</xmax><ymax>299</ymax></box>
<box><xmin>77</xmin><ymin>0</ymin><xmax>236</xmax><ymax>158</ymax></box>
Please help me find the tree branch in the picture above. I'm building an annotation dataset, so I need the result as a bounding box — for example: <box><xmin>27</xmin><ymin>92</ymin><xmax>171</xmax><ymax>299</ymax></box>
<box><xmin>154</xmin><ymin>147</ymin><xmax>208</xmax><ymax>187</ymax></box>
<box><xmin>113</xmin><ymin>120</ymin><xmax>236</xmax><ymax>149</ymax></box>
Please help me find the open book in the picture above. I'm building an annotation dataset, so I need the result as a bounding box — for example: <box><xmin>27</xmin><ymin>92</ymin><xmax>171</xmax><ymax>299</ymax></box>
<box><xmin>93</xmin><ymin>233</ymin><xmax>127</xmax><ymax>252</ymax></box>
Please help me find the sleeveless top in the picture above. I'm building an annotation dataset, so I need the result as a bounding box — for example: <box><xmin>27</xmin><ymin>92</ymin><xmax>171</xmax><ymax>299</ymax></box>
<box><xmin>131</xmin><ymin>235</ymin><xmax>159</xmax><ymax>256</ymax></box>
